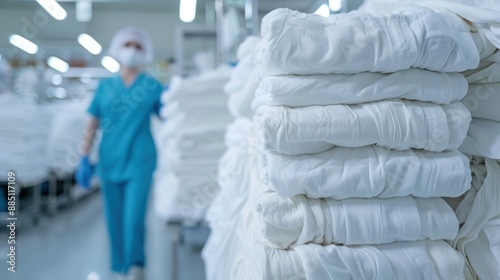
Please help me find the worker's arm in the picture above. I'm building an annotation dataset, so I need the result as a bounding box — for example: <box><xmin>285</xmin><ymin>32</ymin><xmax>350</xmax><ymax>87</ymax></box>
<box><xmin>81</xmin><ymin>116</ymin><xmax>99</xmax><ymax>156</ymax></box>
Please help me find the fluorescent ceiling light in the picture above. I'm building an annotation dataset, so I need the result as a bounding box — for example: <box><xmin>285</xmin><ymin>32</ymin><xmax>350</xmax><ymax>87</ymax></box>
<box><xmin>101</xmin><ymin>56</ymin><xmax>120</xmax><ymax>73</ymax></box>
<box><xmin>179</xmin><ymin>0</ymin><xmax>197</xmax><ymax>23</ymax></box>
<box><xmin>315</xmin><ymin>4</ymin><xmax>330</xmax><ymax>17</ymax></box>
<box><xmin>36</xmin><ymin>0</ymin><xmax>67</xmax><ymax>20</ymax></box>
<box><xmin>9</xmin><ymin>34</ymin><xmax>38</xmax><ymax>54</ymax></box>
<box><xmin>329</xmin><ymin>0</ymin><xmax>342</xmax><ymax>12</ymax></box>
<box><xmin>78</xmin><ymin>33</ymin><xmax>102</xmax><ymax>55</ymax></box>
<box><xmin>48</xmin><ymin>56</ymin><xmax>69</xmax><ymax>73</ymax></box>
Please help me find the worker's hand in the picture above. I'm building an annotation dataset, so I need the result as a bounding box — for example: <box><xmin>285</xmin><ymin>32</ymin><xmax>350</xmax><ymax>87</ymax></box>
<box><xmin>75</xmin><ymin>156</ymin><xmax>94</xmax><ymax>189</ymax></box>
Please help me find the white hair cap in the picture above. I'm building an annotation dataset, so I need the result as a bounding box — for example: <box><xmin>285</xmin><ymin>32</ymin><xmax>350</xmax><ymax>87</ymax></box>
<box><xmin>108</xmin><ymin>26</ymin><xmax>154</xmax><ymax>64</ymax></box>
<box><xmin>0</xmin><ymin>58</ymin><xmax>11</xmax><ymax>92</ymax></box>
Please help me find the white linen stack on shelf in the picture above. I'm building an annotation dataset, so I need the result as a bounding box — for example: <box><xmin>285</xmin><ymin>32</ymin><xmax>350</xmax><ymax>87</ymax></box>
<box><xmin>0</xmin><ymin>94</ymin><xmax>51</xmax><ymax>185</ymax></box>
<box><xmin>230</xmin><ymin>4</ymin><xmax>490</xmax><ymax>279</ymax></box>
<box><xmin>45</xmin><ymin>99</ymin><xmax>92</xmax><ymax>178</ymax></box>
<box><xmin>202</xmin><ymin>36</ymin><xmax>261</xmax><ymax>280</ymax></box>
<box><xmin>154</xmin><ymin>67</ymin><xmax>232</xmax><ymax>221</ymax></box>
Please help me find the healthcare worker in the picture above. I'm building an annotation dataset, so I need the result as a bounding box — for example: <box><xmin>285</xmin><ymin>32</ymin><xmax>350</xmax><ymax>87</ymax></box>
<box><xmin>76</xmin><ymin>27</ymin><xmax>162</xmax><ymax>280</ymax></box>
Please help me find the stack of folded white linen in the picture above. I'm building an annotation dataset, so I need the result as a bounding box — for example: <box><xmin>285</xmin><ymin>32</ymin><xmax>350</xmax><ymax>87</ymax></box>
<box><xmin>231</xmin><ymin>4</ymin><xmax>489</xmax><ymax>279</ymax></box>
<box><xmin>202</xmin><ymin>36</ymin><xmax>261</xmax><ymax>280</ymax></box>
<box><xmin>0</xmin><ymin>94</ymin><xmax>51</xmax><ymax>184</ymax></box>
<box><xmin>154</xmin><ymin>67</ymin><xmax>232</xmax><ymax>221</ymax></box>
<box><xmin>428</xmin><ymin>3</ymin><xmax>500</xmax><ymax>279</ymax></box>
<box><xmin>45</xmin><ymin>99</ymin><xmax>93</xmax><ymax>178</ymax></box>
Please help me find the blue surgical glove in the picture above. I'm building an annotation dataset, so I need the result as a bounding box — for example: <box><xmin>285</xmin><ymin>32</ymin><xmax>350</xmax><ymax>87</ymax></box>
<box><xmin>75</xmin><ymin>156</ymin><xmax>94</xmax><ymax>189</ymax></box>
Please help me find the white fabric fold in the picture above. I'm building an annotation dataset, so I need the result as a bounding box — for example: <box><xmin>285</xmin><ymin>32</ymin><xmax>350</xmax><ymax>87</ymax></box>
<box><xmin>454</xmin><ymin>158</ymin><xmax>500</xmax><ymax>280</ymax></box>
<box><xmin>252</xmin><ymin>69</ymin><xmax>467</xmax><ymax>109</ymax></box>
<box><xmin>233</xmin><ymin>239</ymin><xmax>465</xmax><ymax>280</ymax></box>
<box><xmin>255</xmin><ymin>100</ymin><xmax>471</xmax><ymax>155</ymax></box>
<box><xmin>259</xmin><ymin>146</ymin><xmax>470</xmax><ymax>199</ymax></box>
<box><xmin>459</xmin><ymin>118</ymin><xmax>500</xmax><ymax>159</ymax></box>
<box><xmin>259</xmin><ymin>5</ymin><xmax>478</xmax><ymax>76</ymax></box>
<box><xmin>463</xmin><ymin>82</ymin><xmax>500</xmax><ymax>122</ymax></box>
<box><xmin>255</xmin><ymin>192</ymin><xmax>458</xmax><ymax>249</ymax></box>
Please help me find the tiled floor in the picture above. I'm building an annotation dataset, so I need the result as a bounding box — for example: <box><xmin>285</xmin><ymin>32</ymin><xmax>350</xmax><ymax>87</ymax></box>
<box><xmin>0</xmin><ymin>192</ymin><xmax>206</xmax><ymax>280</ymax></box>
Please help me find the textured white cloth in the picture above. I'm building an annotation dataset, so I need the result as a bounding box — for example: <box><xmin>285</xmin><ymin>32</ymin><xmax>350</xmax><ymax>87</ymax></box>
<box><xmin>154</xmin><ymin>67</ymin><xmax>231</xmax><ymax>221</ymax></box>
<box><xmin>252</xmin><ymin>69</ymin><xmax>468</xmax><ymax>109</ymax></box>
<box><xmin>233</xmin><ymin>239</ymin><xmax>465</xmax><ymax>280</ymax></box>
<box><xmin>255</xmin><ymin>192</ymin><xmax>458</xmax><ymax>249</ymax></box>
<box><xmin>259</xmin><ymin>146</ymin><xmax>470</xmax><ymax>199</ymax></box>
<box><xmin>202</xmin><ymin>119</ymin><xmax>254</xmax><ymax>280</ymax></box>
<box><xmin>256</xmin><ymin>100</ymin><xmax>471</xmax><ymax>155</ymax></box>
<box><xmin>0</xmin><ymin>97</ymin><xmax>51</xmax><ymax>184</ymax></box>
<box><xmin>46</xmin><ymin>99</ymin><xmax>93</xmax><ymax>177</ymax></box>
<box><xmin>459</xmin><ymin>118</ymin><xmax>500</xmax><ymax>159</ymax></box>
<box><xmin>463</xmin><ymin>83</ymin><xmax>500</xmax><ymax>122</ymax></box>
<box><xmin>454</xmin><ymin>158</ymin><xmax>500</xmax><ymax>280</ymax></box>
<box><xmin>259</xmin><ymin>5</ymin><xmax>478</xmax><ymax>76</ymax></box>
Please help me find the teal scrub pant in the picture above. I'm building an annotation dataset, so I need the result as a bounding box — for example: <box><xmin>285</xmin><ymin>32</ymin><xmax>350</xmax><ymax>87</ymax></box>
<box><xmin>101</xmin><ymin>175</ymin><xmax>152</xmax><ymax>274</ymax></box>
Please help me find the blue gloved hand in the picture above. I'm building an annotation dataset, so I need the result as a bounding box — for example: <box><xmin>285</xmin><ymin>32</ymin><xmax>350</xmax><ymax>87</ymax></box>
<box><xmin>75</xmin><ymin>156</ymin><xmax>94</xmax><ymax>189</ymax></box>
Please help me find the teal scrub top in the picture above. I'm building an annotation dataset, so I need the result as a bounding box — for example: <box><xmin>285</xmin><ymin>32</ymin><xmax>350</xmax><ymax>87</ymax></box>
<box><xmin>88</xmin><ymin>73</ymin><xmax>163</xmax><ymax>182</ymax></box>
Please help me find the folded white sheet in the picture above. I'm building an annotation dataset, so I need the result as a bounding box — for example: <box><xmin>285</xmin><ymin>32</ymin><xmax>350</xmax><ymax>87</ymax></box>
<box><xmin>463</xmin><ymin>83</ymin><xmax>500</xmax><ymax>122</ymax></box>
<box><xmin>203</xmin><ymin>120</ymin><xmax>253</xmax><ymax>280</ymax></box>
<box><xmin>459</xmin><ymin>118</ymin><xmax>500</xmax><ymax>159</ymax></box>
<box><xmin>259</xmin><ymin>146</ymin><xmax>470</xmax><ymax>199</ymax></box>
<box><xmin>454</xmin><ymin>158</ymin><xmax>500</xmax><ymax>280</ymax></box>
<box><xmin>259</xmin><ymin>5</ymin><xmax>478</xmax><ymax>76</ymax></box>
<box><xmin>255</xmin><ymin>192</ymin><xmax>458</xmax><ymax>249</ymax></box>
<box><xmin>252</xmin><ymin>69</ymin><xmax>467</xmax><ymax>109</ymax></box>
<box><xmin>233</xmin><ymin>239</ymin><xmax>465</xmax><ymax>280</ymax></box>
<box><xmin>256</xmin><ymin>100</ymin><xmax>471</xmax><ymax>155</ymax></box>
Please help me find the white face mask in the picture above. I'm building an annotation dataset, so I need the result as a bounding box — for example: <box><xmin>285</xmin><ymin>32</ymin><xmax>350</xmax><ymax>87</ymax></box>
<box><xmin>117</xmin><ymin>47</ymin><xmax>145</xmax><ymax>67</ymax></box>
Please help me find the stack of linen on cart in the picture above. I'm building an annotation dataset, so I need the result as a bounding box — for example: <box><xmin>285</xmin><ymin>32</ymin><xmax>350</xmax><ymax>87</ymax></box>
<box><xmin>45</xmin><ymin>99</ymin><xmax>93</xmax><ymax>178</ymax></box>
<box><xmin>232</xmin><ymin>4</ymin><xmax>488</xmax><ymax>279</ymax></box>
<box><xmin>154</xmin><ymin>67</ymin><xmax>232</xmax><ymax>221</ymax></box>
<box><xmin>202</xmin><ymin>36</ymin><xmax>261</xmax><ymax>280</ymax></box>
<box><xmin>0</xmin><ymin>94</ymin><xmax>51</xmax><ymax>184</ymax></box>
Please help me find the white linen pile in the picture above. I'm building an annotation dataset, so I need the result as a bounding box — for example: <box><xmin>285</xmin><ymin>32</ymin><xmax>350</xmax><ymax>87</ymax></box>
<box><xmin>0</xmin><ymin>94</ymin><xmax>51</xmax><ymax>184</ymax></box>
<box><xmin>230</xmin><ymin>4</ymin><xmax>484</xmax><ymax>279</ymax></box>
<box><xmin>429</xmin><ymin>3</ymin><xmax>500</xmax><ymax>279</ymax></box>
<box><xmin>154</xmin><ymin>67</ymin><xmax>232</xmax><ymax>221</ymax></box>
<box><xmin>202</xmin><ymin>36</ymin><xmax>261</xmax><ymax>280</ymax></box>
<box><xmin>45</xmin><ymin>99</ymin><xmax>92</xmax><ymax>177</ymax></box>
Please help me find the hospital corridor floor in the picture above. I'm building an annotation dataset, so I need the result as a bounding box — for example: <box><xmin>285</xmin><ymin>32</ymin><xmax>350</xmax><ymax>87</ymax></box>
<box><xmin>0</xmin><ymin>192</ymin><xmax>206</xmax><ymax>280</ymax></box>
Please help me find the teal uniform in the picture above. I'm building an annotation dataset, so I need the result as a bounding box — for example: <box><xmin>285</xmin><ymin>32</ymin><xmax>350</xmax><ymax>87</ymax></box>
<box><xmin>88</xmin><ymin>73</ymin><xmax>162</xmax><ymax>274</ymax></box>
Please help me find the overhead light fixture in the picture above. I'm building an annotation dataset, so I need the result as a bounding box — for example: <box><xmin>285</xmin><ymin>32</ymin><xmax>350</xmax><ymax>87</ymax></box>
<box><xmin>76</xmin><ymin>0</ymin><xmax>92</xmax><ymax>22</ymax></box>
<box><xmin>179</xmin><ymin>0</ymin><xmax>197</xmax><ymax>23</ymax></box>
<box><xmin>78</xmin><ymin>33</ymin><xmax>102</xmax><ymax>55</ymax></box>
<box><xmin>101</xmin><ymin>56</ymin><xmax>120</xmax><ymax>73</ymax></box>
<box><xmin>47</xmin><ymin>56</ymin><xmax>69</xmax><ymax>73</ymax></box>
<box><xmin>329</xmin><ymin>0</ymin><xmax>342</xmax><ymax>12</ymax></box>
<box><xmin>9</xmin><ymin>34</ymin><xmax>38</xmax><ymax>54</ymax></box>
<box><xmin>315</xmin><ymin>4</ymin><xmax>330</xmax><ymax>17</ymax></box>
<box><xmin>36</xmin><ymin>0</ymin><xmax>67</xmax><ymax>20</ymax></box>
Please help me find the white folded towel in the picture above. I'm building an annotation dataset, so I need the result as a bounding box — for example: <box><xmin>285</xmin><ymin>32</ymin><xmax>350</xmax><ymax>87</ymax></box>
<box><xmin>252</xmin><ymin>69</ymin><xmax>467</xmax><ymax>109</ymax></box>
<box><xmin>233</xmin><ymin>239</ymin><xmax>465</xmax><ymax>280</ymax></box>
<box><xmin>255</xmin><ymin>192</ymin><xmax>458</xmax><ymax>249</ymax></box>
<box><xmin>255</xmin><ymin>100</ymin><xmax>471</xmax><ymax>155</ymax></box>
<box><xmin>259</xmin><ymin>5</ymin><xmax>478</xmax><ymax>76</ymax></box>
<box><xmin>259</xmin><ymin>146</ymin><xmax>470</xmax><ymax>199</ymax></box>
